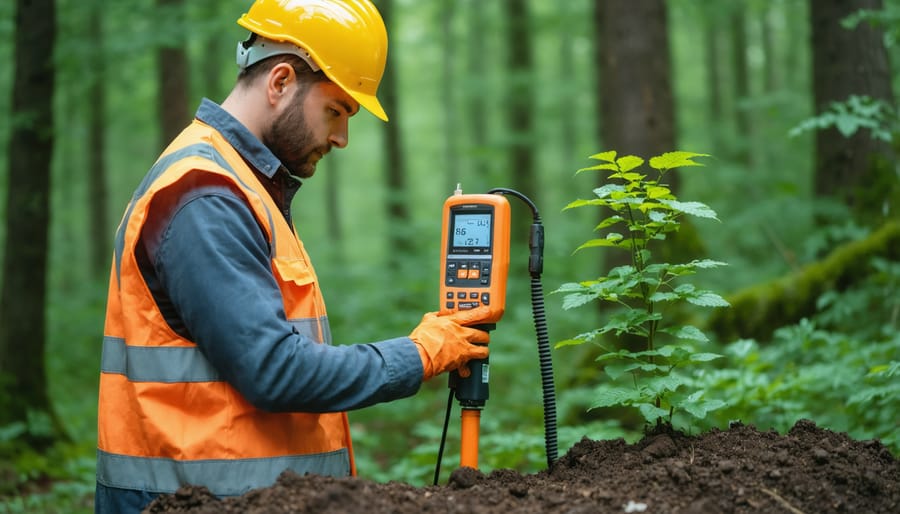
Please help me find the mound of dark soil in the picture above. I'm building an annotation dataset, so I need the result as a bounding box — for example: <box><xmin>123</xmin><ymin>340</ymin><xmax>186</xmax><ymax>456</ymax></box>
<box><xmin>145</xmin><ymin>419</ymin><xmax>899</xmax><ymax>513</ymax></box>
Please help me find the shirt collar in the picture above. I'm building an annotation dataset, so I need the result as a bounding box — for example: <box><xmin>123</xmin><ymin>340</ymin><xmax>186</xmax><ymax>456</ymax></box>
<box><xmin>194</xmin><ymin>98</ymin><xmax>296</xmax><ymax>183</ymax></box>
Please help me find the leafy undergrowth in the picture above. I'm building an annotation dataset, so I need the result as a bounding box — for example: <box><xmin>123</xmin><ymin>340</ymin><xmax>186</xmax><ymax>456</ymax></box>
<box><xmin>146</xmin><ymin>419</ymin><xmax>899</xmax><ymax>513</ymax></box>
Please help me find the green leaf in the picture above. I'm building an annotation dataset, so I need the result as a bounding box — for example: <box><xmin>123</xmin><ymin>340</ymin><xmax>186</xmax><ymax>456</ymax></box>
<box><xmin>646</xmin><ymin>185</ymin><xmax>672</xmax><ymax>199</ymax></box>
<box><xmin>610</xmin><ymin>172</ymin><xmax>644</xmax><ymax>182</ymax></box>
<box><xmin>589</xmin><ymin>150</ymin><xmax>617</xmax><ymax>163</ymax></box>
<box><xmin>637</xmin><ymin>403</ymin><xmax>670</xmax><ymax>422</ymax></box>
<box><xmin>616</xmin><ymin>155</ymin><xmax>645</xmax><ymax>172</ymax></box>
<box><xmin>595</xmin><ymin>215</ymin><xmax>626</xmax><ymax>230</ymax></box>
<box><xmin>554</xmin><ymin>338</ymin><xmax>587</xmax><ymax>349</ymax></box>
<box><xmin>574</xmin><ymin>233</ymin><xmax>624</xmax><ymax>252</ymax></box>
<box><xmin>594</xmin><ymin>184</ymin><xmax>626</xmax><ymax>198</ymax></box>
<box><xmin>690</xmin><ymin>352</ymin><xmax>723</xmax><ymax>362</ymax></box>
<box><xmin>561</xmin><ymin>291</ymin><xmax>598</xmax><ymax>310</ymax></box>
<box><xmin>563</xmin><ymin>198</ymin><xmax>606</xmax><ymax>210</ymax></box>
<box><xmin>590</xmin><ymin>386</ymin><xmax>642</xmax><ymax>408</ymax></box>
<box><xmin>658</xmin><ymin>199</ymin><xmax>719</xmax><ymax>219</ymax></box>
<box><xmin>649</xmin><ymin>291</ymin><xmax>680</xmax><ymax>302</ymax></box>
<box><xmin>678</xmin><ymin>326</ymin><xmax>710</xmax><ymax>342</ymax></box>
<box><xmin>681</xmin><ymin>399</ymin><xmax>726</xmax><ymax>419</ymax></box>
<box><xmin>648</xmin><ymin>151</ymin><xmax>710</xmax><ymax>171</ymax></box>
<box><xmin>685</xmin><ymin>291</ymin><xmax>731</xmax><ymax>308</ymax></box>
<box><xmin>577</xmin><ymin>163</ymin><xmax>619</xmax><ymax>174</ymax></box>
<box><xmin>646</xmin><ymin>374</ymin><xmax>688</xmax><ymax>394</ymax></box>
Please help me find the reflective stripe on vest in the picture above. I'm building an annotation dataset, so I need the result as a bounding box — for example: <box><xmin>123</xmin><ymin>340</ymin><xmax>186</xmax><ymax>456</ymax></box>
<box><xmin>100</xmin><ymin>316</ymin><xmax>331</xmax><ymax>382</ymax></box>
<box><xmin>96</xmin><ymin>448</ymin><xmax>350</xmax><ymax>496</ymax></box>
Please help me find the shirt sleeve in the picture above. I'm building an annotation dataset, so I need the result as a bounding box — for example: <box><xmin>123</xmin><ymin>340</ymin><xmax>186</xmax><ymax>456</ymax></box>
<box><xmin>146</xmin><ymin>183</ymin><xmax>424</xmax><ymax>413</ymax></box>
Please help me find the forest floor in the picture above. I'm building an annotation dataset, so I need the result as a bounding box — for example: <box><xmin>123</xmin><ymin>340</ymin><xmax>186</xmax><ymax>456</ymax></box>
<box><xmin>145</xmin><ymin>419</ymin><xmax>899</xmax><ymax>513</ymax></box>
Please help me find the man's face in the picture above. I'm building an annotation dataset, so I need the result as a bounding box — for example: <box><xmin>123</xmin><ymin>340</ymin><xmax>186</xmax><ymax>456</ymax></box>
<box><xmin>262</xmin><ymin>81</ymin><xmax>358</xmax><ymax>179</ymax></box>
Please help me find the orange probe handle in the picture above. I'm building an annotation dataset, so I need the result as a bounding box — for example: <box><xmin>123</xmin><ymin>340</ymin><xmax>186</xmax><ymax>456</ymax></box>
<box><xmin>460</xmin><ymin>408</ymin><xmax>481</xmax><ymax>469</ymax></box>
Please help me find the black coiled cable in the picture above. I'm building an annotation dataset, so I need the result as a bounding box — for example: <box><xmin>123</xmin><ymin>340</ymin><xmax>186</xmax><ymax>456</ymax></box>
<box><xmin>488</xmin><ymin>188</ymin><xmax>558</xmax><ymax>469</ymax></box>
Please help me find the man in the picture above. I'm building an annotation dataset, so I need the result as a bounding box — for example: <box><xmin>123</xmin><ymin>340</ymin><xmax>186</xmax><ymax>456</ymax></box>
<box><xmin>94</xmin><ymin>1</ymin><xmax>491</xmax><ymax>512</ymax></box>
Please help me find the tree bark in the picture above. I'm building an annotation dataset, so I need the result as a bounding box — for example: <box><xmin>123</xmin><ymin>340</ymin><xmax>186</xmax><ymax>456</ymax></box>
<box><xmin>88</xmin><ymin>2</ymin><xmax>110</xmax><ymax>279</ymax></box>
<box><xmin>465</xmin><ymin>0</ymin><xmax>489</xmax><ymax>180</ymax></box>
<box><xmin>730</xmin><ymin>5</ymin><xmax>752</xmax><ymax>168</ymax></box>
<box><xmin>378</xmin><ymin>0</ymin><xmax>411</xmax><ymax>260</ymax></box>
<box><xmin>595</xmin><ymin>0</ymin><xmax>676</xmax><ymax>178</ymax></box>
<box><xmin>0</xmin><ymin>0</ymin><xmax>60</xmax><ymax>448</ymax></box>
<box><xmin>810</xmin><ymin>0</ymin><xmax>896</xmax><ymax>222</ymax></box>
<box><xmin>504</xmin><ymin>0</ymin><xmax>537</xmax><ymax>236</ymax></box>
<box><xmin>156</xmin><ymin>0</ymin><xmax>190</xmax><ymax>150</ymax></box>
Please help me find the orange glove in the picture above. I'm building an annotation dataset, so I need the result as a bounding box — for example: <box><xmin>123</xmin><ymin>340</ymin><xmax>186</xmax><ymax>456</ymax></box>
<box><xmin>409</xmin><ymin>307</ymin><xmax>491</xmax><ymax>381</ymax></box>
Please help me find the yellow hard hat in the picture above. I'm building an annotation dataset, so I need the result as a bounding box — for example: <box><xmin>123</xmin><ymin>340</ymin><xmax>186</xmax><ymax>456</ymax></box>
<box><xmin>237</xmin><ymin>0</ymin><xmax>389</xmax><ymax>122</ymax></box>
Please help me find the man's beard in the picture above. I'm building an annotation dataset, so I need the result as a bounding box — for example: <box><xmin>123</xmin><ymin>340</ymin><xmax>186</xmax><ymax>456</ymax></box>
<box><xmin>262</xmin><ymin>91</ymin><xmax>329</xmax><ymax>178</ymax></box>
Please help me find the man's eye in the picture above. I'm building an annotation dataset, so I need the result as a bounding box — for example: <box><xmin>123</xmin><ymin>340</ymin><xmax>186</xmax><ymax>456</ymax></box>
<box><xmin>329</xmin><ymin>108</ymin><xmax>341</xmax><ymax>117</ymax></box>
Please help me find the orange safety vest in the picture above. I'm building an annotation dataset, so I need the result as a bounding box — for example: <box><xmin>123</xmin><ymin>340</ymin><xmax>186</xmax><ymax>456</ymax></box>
<box><xmin>96</xmin><ymin>120</ymin><xmax>355</xmax><ymax>496</ymax></box>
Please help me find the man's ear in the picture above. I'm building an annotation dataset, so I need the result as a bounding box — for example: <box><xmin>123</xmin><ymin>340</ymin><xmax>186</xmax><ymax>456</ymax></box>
<box><xmin>266</xmin><ymin>63</ymin><xmax>295</xmax><ymax>106</ymax></box>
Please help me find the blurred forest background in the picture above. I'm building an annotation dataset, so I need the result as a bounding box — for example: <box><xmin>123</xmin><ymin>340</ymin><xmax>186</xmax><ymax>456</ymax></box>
<box><xmin>1</xmin><ymin>0</ymin><xmax>899</xmax><ymax>512</ymax></box>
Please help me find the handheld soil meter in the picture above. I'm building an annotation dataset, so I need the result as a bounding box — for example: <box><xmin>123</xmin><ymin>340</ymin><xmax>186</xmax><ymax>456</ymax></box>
<box><xmin>432</xmin><ymin>186</ymin><xmax>557</xmax><ymax>483</ymax></box>
<box><xmin>438</xmin><ymin>190</ymin><xmax>511</xmax><ymax>325</ymax></box>
<box><xmin>438</xmin><ymin>187</ymin><xmax>510</xmax><ymax>471</ymax></box>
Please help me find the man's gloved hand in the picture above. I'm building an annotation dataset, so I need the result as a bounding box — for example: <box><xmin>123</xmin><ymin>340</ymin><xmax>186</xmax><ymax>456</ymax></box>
<box><xmin>409</xmin><ymin>307</ymin><xmax>491</xmax><ymax>381</ymax></box>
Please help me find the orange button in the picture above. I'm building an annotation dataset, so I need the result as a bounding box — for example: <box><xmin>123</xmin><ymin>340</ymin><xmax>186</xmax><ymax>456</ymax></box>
<box><xmin>467</xmin><ymin>269</ymin><xmax>480</xmax><ymax>279</ymax></box>
<box><xmin>457</xmin><ymin>269</ymin><xmax>468</xmax><ymax>279</ymax></box>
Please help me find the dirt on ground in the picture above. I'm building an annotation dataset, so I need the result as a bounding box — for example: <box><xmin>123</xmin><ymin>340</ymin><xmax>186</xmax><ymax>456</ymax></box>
<box><xmin>145</xmin><ymin>419</ymin><xmax>899</xmax><ymax>513</ymax></box>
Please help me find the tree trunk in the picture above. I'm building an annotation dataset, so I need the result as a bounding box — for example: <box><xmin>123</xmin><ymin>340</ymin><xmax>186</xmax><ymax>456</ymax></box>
<box><xmin>730</xmin><ymin>5</ymin><xmax>752</xmax><ymax>168</ymax></box>
<box><xmin>0</xmin><ymin>0</ymin><xmax>61</xmax><ymax>448</ymax></box>
<box><xmin>378</xmin><ymin>0</ymin><xmax>411</xmax><ymax>260</ymax></box>
<box><xmin>156</xmin><ymin>0</ymin><xmax>190</xmax><ymax>150</ymax></box>
<box><xmin>440</xmin><ymin>0</ymin><xmax>459</xmax><ymax>195</ymax></box>
<box><xmin>88</xmin><ymin>2</ymin><xmax>110</xmax><ymax>280</ymax></box>
<box><xmin>465</xmin><ymin>0</ymin><xmax>489</xmax><ymax>180</ymax></box>
<box><xmin>703</xmin><ymin>13</ymin><xmax>724</xmax><ymax>153</ymax></box>
<box><xmin>810</xmin><ymin>0</ymin><xmax>896</xmax><ymax>223</ymax></box>
<box><xmin>504</xmin><ymin>0</ymin><xmax>537</xmax><ymax>237</ymax></box>
<box><xmin>595</xmin><ymin>0</ymin><xmax>676</xmax><ymax>177</ymax></box>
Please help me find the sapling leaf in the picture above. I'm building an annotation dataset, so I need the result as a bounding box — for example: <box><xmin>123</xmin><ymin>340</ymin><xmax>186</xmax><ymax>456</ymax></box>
<box><xmin>609</xmin><ymin>172</ymin><xmax>645</xmax><ymax>182</ymax></box>
<box><xmin>577</xmin><ymin>163</ymin><xmax>619</xmax><ymax>173</ymax></box>
<box><xmin>595</xmin><ymin>216</ymin><xmax>626</xmax><ymax>230</ymax></box>
<box><xmin>591</xmin><ymin>386</ymin><xmax>643</xmax><ymax>408</ymax></box>
<box><xmin>648</xmin><ymin>151</ymin><xmax>710</xmax><ymax>171</ymax></box>
<box><xmin>616</xmin><ymin>155</ymin><xmax>645</xmax><ymax>172</ymax></box>
<box><xmin>650</xmin><ymin>291</ymin><xmax>680</xmax><ymax>302</ymax></box>
<box><xmin>561</xmin><ymin>291</ymin><xmax>598</xmax><ymax>310</ymax></box>
<box><xmin>646</xmin><ymin>185</ymin><xmax>672</xmax><ymax>199</ymax></box>
<box><xmin>666</xmin><ymin>325</ymin><xmax>710</xmax><ymax>342</ymax></box>
<box><xmin>685</xmin><ymin>291</ymin><xmax>731</xmax><ymax>308</ymax></box>
<box><xmin>637</xmin><ymin>403</ymin><xmax>671</xmax><ymax>422</ymax></box>
<box><xmin>659</xmin><ymin>199</ymin><xmax>719</xmax><ymax>220</ymax></box>
<box><xmin>594</xmin><ymin>184</ymin><xmax>626</xmax><ymax>198</ymax></box>
<box><xmin>563</xmin><ymin>198</ymin><xmax>606</xmax><ymax>210</ymax></box>
<box><xmin>690</xmin><ymin>352</ymin><xmax>722</xmax><ymax>362</ymax></box>
<box><xmin>646</xmin><ymin>374</ymin><xmax>688</xmax><ymax>394</ymax></box>
<box><xmin>589</xmin><ymin>150</ymin><xmax>617</xmax><ymax>162</ymax></box>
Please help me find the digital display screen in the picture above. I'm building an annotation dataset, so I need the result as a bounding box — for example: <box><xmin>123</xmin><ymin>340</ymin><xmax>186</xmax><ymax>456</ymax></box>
<box><xmin>452</xmin><ymin>213</ymin><xmax>492</xmax><ymax>249</ymax></box>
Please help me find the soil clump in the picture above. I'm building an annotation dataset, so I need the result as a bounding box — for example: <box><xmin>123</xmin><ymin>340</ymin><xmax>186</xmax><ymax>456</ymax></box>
<box><xmin>145</xmin><ymin>419</ymin><xmax>900</xmax><ymax>513</ymax></box>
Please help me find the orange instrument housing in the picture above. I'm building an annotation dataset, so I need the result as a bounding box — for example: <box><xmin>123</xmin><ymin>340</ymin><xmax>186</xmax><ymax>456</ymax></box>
<box><xmin>438</xmin><ymin>193</ymin><xmax>511</xmax><ymax>324</ymax></box>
